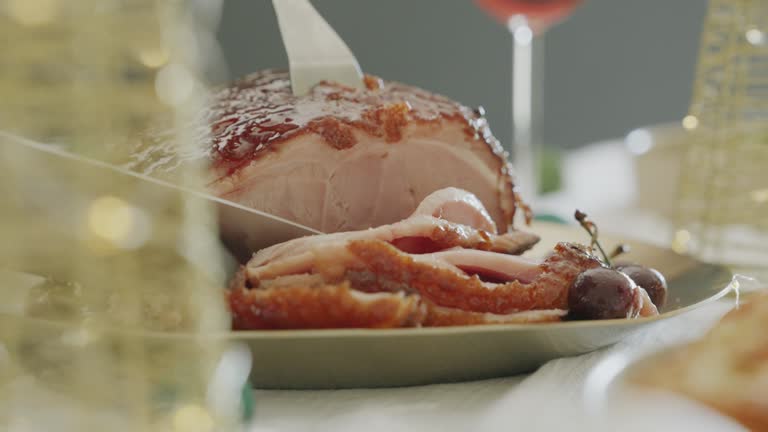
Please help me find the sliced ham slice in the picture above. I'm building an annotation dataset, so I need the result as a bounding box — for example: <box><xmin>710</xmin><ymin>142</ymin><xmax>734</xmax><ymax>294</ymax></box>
<box><xmin>428</xmin><ymin>249</ymin><xmax>542</xmax><ymax>285</ymax></box>
<box><xmin>228</xmin><ymin>239</ymin><xmax>600</xmax><ymax>329</ymax></box>
<box><xmin>638</xmin><ymin>288</ymin><xmax>659</xmax><ymax>317</ymax></box>
<box><xmin>320</xmin><ymin>240</ymin><xmax>601</xmax><ymax>313</ymax></box>
<box><xmin>251</xmin><ymin>214</ymin><xmax>538</xmax><ymax>267</ymax></box>
<box><xmin>230</xmin><ymin>189</ymin><xmax>599</xmax><ymax>329</ymax></box>
<box><xmin>227</xmin><ymin>189</ymin><xmax>659</xmax><ymax>329</ymax></box>
<box><xmin>412</xmin><ymin>187</ymin><xmax>498</xmax><ymax>233</ymax></box>
<box><xmin>423</xmin><ymin>304</ymin><xmax>567</xmax><ymax>326</ymax></box>
<box><xmin>249</xmin><ymin>188</ymin><xmax>539</xmax><ymax>269</ymax></box>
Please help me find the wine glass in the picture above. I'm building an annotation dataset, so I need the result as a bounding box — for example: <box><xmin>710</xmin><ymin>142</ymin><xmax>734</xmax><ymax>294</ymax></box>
<box><xmin>476</xmin><ymin>0</ymin><xmax>583</xmax><ymax>202</ymax></box>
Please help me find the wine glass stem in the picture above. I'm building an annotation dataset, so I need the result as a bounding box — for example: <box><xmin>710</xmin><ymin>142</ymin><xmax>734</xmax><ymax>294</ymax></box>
<box><xmin>509</xmin><ymin>17</ymin><xmax>539</xmax><ymax>202</ymax></box>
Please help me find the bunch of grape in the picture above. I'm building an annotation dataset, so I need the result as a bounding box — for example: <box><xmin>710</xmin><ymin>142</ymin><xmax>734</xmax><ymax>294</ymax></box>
<box><xmin>567</xmin><ymin>210</ymin><xmax>667</xmax><ymax>320</ymax></box>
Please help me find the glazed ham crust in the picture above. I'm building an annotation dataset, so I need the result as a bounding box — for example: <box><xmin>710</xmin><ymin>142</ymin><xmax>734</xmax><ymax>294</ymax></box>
<box><xmin>128</xmin><ymin>70</ymin><xmax>522</xmax><ymax>233</ymax></box>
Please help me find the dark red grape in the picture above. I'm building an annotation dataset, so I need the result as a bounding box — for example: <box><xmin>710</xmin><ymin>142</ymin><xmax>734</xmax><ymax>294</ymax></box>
<box><xmin>568</xmin><ymin>267</ymin><xmax>641</xmax><ymax>320</ymax></box>
<box><xmin>617</xmin><ymin>265</ymin><xmax>668</xmax><ymax>308</ymax></box>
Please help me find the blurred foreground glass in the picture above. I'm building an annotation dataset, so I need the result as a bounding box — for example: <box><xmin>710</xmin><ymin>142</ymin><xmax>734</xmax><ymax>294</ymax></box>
<box><xmin>0</xmin><ymin>1</ymin><xmax>249</xmax><ymax>431</ymax></box>
<box><xmin>674</xmin><ymin>0</ymin><xmax>768</xmax><ymax>280</ymax></box>
<box><xmin>0</xmin><ymin>0</ymin><xmax>225</xmax><ymax>156</ymax></box>
<box><xmin>476</xmin><ymin>0</ymin><xmax>583</xmax><ymax>202</ymax></box>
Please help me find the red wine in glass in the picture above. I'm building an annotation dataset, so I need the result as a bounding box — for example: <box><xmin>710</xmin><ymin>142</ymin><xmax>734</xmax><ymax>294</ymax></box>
<box><xmin>476</xmin><ymin>0</ymin><xmax>583</xmax><ymax>201</ymax></box>
<box><xmin>476</xmin><ymin>0</ymin><xmax>583</xmax><ymax>34</ymax></box>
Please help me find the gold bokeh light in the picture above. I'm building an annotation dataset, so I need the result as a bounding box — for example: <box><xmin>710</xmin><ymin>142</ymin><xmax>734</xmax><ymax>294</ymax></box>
<box><xmin>138</xmin><ymin>47</ymin><xmax>170</xmax><ymax>69</ymax></box>
<box><xmin>681</xmin><ymin>115</ymin><xmax>699</xmax><ymax>131</ymax></box>
<box><xmin>750</xmin><ymin>188</ymin><xmax>768</xmax><ymax>204</ymax></box>
<box><xmin>7</xmin><ymin>0</ymin><xmax>58</xmax><ymax>27</ymax></box>
<box><xmin>155</xmin><ymin>64</ymin><xmax>196</xmax><ymax>106</ymax></box>
<box><xmin>172</xmin><ymin>404</ymin><xmax>214</xmax><ymax>432</ymax></box>
<box><xmin>87</xmin><ymin>196</ymin><xmax>149</xmax><ymax>250</ymax></box>
<box><xmin>671</xmin><ymin>229</ymin><xmax>691</xmax><ymax>254</ymax></box>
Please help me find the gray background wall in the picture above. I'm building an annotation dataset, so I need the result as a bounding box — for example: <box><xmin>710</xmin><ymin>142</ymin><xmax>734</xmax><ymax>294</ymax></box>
<box><xmin>217</xmin><ymin>0</ymin><xmax>708</xmax><ymax>152</ymax></box>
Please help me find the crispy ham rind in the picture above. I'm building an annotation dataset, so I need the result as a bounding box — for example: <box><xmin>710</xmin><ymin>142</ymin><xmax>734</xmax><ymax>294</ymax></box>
<box><xmin>227</xmin><ymin>188</ymin><xmax>658</xmax><ymax>329</ymax></box>
<box><xmin>340</xmin><ymin>240</ymin><xmax>600</xmax><ymax>314</ymax></box>
<box><xmin>228</xmin><ymin>239</ymin><xmax>607</xmax><ymax>329</ymax></box>
<box><xmin>228</xmin><ymin>282</ymin><xmax>566</xmax><ymax>330</ymax></box>
<box><xmin>229</xmin><ymin>282</ymin><xmax>425</xmax><ymax>330</ymax></box>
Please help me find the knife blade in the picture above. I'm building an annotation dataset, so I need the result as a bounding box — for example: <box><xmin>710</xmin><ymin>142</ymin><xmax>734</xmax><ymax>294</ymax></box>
<box><xmin>273</xmin><ymin>0</ymin><xmax>364</xmax><ymax>95</ymax></box>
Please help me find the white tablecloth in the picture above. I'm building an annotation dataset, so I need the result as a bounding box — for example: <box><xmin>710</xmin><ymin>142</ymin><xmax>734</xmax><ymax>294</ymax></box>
<box><xmin>250</xmin><ymin>301</ymin><xmax>745</xmax><ymax>432</ymax></box>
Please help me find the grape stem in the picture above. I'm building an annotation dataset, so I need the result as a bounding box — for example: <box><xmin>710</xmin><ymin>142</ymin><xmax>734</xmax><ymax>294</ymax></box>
<box><xmin>609</xmin><ymin>244</ymin><xmax>630</xmax><ymax>259</ymax></box>
<box><xmin>574</xmin><ymin>210</ymin><xmax>613</xmax><ymax>267</ymax></box>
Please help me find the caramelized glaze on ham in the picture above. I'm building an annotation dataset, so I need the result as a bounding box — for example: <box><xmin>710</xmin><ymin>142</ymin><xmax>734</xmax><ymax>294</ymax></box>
<box><xmin>128</xmin><ymin>70</ymin><xmax>522</xmax><ymax>233</ymax></box>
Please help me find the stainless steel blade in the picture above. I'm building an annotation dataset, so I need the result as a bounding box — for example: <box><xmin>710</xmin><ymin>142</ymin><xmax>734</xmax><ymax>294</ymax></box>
<box><xmin>273</xmin><ymin>0</ymin><xmax>364</xmax><ymax>95</ymax></box>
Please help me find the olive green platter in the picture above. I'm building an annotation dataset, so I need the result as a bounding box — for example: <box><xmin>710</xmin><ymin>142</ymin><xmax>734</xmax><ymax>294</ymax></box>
<box><xmin>237</xmin><ymin>222</ymin><xmax>733</xmax><ymax>389</ymax></box>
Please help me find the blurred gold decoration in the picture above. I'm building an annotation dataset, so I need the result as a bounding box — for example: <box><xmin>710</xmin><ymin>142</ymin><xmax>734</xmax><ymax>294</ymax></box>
<box><xmin>6</xmin><ymin>0</ymin><xmax>59</xmax><ymax>26</ymax></box>
<box><xmin>675</xmin><ymin>0</ymin><xmax>768</xmax><ymax>278</ymax></box>
<box><xmin>0</xmin><ymin>1</ymin><xmax>248</xmax><ymax>431</ymax></box>
<box><xmin>0</xmin><ymin>0</ymin><xmax>225</xmax><ymax>158</ymax></box>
